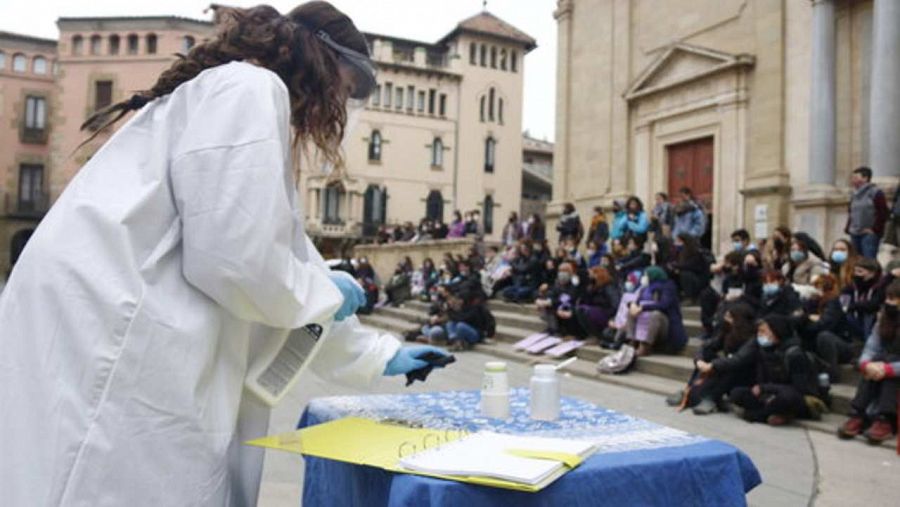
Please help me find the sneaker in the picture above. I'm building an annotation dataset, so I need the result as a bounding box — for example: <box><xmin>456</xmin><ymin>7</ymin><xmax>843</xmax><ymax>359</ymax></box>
<box><xmin>837</xmin><ymin>416</ymin><xmax>865</xmax><ymax>439</ymax></box>
<box><xmin>863</xmin><ymin>418</ymin><xmax>894</xmax><ymax>444</ymax></box>
<box><xmin>665</xmin><ymin>390</ymin><xmax>685</xmax><ymax>407</ymax></box>
<box><xmin>692</xmin><ymin>398</ymin><xmax>718</xmax><ymax>416</ymax></box>
<box><xmin>766</xmin><ymin>414</ymin><xmax>789</xmax><ymax>426</ymax></box>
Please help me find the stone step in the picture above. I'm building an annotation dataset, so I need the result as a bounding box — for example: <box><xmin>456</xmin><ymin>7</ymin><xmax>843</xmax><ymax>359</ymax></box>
<box><xmin>360</xmin><ymin>315</ymin><xmax>863</xmax><ymax>430</ymax></box>
<box><xmin>401</xmin><ymin>300</ymin><xmax>704</xmax><ymax>340</ymax></box>
<box><xmin>383</xmin><ymin>303</ymin><xmax>546</xmax><ymax>333</ymax></box>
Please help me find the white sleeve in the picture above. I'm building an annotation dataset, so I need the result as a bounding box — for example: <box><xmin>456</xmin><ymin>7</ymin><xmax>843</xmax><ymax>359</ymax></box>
<box><xmin>170</xmin><ymin>69</ymin><xmax>343</xmax><ymax>329</ymax></box>
<box><xmin>311</xmin><ymin>316</ymin><xmax>402</xmax><ymax>387</ymax></box>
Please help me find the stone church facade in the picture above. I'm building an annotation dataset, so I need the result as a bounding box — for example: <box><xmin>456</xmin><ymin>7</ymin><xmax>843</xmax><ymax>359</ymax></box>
<box><xmin>551</xmin><ymin>0</ymin><xmax>899</xmax><ymax>252</ymax></box>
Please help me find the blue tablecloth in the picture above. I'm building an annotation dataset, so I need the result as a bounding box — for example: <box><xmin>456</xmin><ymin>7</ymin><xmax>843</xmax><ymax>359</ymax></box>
<box><xmin>297</xmin><ymin>389</ymin><xmax>761</xmax><ymax>506</ymax></box>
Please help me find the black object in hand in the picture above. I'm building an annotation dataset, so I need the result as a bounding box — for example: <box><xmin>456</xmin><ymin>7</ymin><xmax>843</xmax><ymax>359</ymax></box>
<box><xmin>405</xmin><ymin>352</ymin><xmax>456</xmax><ymax>387</ymax></box>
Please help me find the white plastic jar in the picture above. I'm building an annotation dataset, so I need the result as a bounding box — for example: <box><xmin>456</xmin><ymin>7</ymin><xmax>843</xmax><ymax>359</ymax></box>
<box><xmin>529</xmin><ymin>364</ymin><xmax>560</xmax><ymax>421</ymax></box>
<box><xmin>480</xmin><ymin>361</ymin><xmax>510</xmax><ymax>419</ymax></box>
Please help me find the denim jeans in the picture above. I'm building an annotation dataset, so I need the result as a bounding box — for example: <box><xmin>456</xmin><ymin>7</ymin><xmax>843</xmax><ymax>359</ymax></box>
<box><xmin>420</xmin><ymin>324</ymin><xmax>446</xmax><ymax>342</ymax></box>
<box><xmin>447</xmin><ymin>321</ymin><xmax>481</xmax><ymax>344</ymax></box>
<box><xmin>851</xmin><ymin>232</ymin><xmax>880</xmax><ymax>259</ymax></box>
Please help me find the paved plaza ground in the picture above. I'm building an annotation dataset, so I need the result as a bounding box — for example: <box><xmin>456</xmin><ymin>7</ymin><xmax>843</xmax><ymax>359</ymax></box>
<box><xmin>258</xmin><ymin>349</ymin><xmax>897</xmax><ymax>506</ymax></box>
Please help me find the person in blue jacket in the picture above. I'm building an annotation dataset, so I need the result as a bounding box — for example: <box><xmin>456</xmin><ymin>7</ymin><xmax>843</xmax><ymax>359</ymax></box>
<box><xmin>622</xmin><ymin>196</ymin><xmax>650</xmax><ymax>241</ymax></box>
<box><xmin>610</xmin><ymin>199</ymin><xmax>628</xmax><ymax>241</ymax></box>
<box><xmin>672</xmin><ymin>187</ymin><xmax>707</xmax><ymax>240</ymax></box>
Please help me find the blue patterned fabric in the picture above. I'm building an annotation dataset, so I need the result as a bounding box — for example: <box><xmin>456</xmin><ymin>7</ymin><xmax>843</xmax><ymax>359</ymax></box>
<box><xmin>298</xmin><ymin>389</ymin><xmax>761</xmax><ymax>506</ymax></box>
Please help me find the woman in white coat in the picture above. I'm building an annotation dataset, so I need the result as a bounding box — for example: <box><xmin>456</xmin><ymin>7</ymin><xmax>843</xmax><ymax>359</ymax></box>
<box><xmin>0</xmin><ymin>3</ymin><xmax>447</xmax><ymax>505</ymax></box>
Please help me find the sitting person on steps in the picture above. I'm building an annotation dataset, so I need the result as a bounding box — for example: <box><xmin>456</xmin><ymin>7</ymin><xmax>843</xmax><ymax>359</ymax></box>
<box><xmin>837</xmin><ymin>279</ymin><xmax>900</xmax><ymax>444</ymax></box>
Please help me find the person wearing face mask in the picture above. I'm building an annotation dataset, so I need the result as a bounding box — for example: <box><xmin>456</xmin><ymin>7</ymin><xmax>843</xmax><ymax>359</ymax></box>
<box><xmin>698</xmin><ymin>251</ymin><xmax>747</xmax><ymax>340</ymax></box>
<box><xmin>729</xmin><ymin>315</ymin><xmax>821</xmax><ymax>426</ymax></box>
<box><xmin>668</xmin><ymin>303</ymin><xmax>758</xmax><ymax>414</ymax></box>
<box><xmin>800</xmin><ymin>274</ymin><xmax>855</xmax><ymax>382</ymax></box>
<box><xmin>624</xmin><ymin>266</ymin><xmax>686</xmax><ymax>356</ymax></box>
<box><xmin>838</xmin><ymin>280</ymin><xmax>900</xmax><ymax>443</ymax></box>
<box><xmin>759</xmin><ymin>270</ymin><xmax>802</xmax><ymax>320</ymax></box>
<box><xmin>535</xmin><ymin>261</ymin><xmax>584</xmax><ymax>338</ymax></box>
<box><xmin>841</xmin><ymin>258</ymin><xmax>886</xmax><ymax>341</ymax></box>
<box><xmin>783</xmin><ymin>237</ymin><xmax>829</xmax><ymax>287</ymax></box>
<box><xmin>621</xmin><ymin>196</ymin><xmax>651</xmax><ymax>243</ymax></box>
<box><xmin>502</xmin><ymin>212</ymin><xmax>523</xmax><ymax>247</ymax></box>
<box><xmin>828</xmin><ymin>238</ymin><xmax>860</xmax><ymax>290</ymax></box>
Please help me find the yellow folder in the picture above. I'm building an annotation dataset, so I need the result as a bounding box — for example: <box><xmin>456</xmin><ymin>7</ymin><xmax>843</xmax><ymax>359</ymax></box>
<box><xmin>245</xmin><ymin>417</ymin><xmax>584</xmax><ymax>492</ymax></box>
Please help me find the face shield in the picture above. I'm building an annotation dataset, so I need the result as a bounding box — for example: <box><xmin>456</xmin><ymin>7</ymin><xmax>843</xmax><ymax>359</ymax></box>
<box><xmin>314</xmin><ymin>30</ymin><xmax>375</xmax><ymax>144</ymax></box>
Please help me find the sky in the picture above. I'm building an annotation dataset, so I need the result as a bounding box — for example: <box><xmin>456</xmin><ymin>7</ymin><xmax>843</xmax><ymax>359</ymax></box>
<box><xmin>1</xmin><ymin>0</ymin><xmax>558</xmax><ymax>141</ymax></box>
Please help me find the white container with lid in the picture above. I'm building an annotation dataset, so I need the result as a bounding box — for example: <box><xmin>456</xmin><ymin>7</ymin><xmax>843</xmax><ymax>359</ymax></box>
<box><xmin>480</xmin><ymin>361</ymin><xmax>510</xmax><ymax>419</ymax></box>
<box><xmin>529</xmin><ymin>364</ymin><xmax>560</xmax><ymax>421</ymax></box>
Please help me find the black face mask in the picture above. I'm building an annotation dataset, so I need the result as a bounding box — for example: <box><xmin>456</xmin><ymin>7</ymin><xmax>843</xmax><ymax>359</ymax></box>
<box><xmin>773</xmin><ymin>238</ymin><xmax>785</xmax><ymax>251</ymax></box>
<box><xmin>853</xmin><ymin>275</ymin><xmax>871</xmax><ymax>287</ymax></box>
<box><xmin>885</xmin><ymin>304</ymin><xmax>899</xmax><ymax>319</ymax></box>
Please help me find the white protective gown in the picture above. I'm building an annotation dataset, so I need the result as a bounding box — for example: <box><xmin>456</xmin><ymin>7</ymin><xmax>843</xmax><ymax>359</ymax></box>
<box><xmin>0</xmin><ymin>61</ymin><xmax>401</xmax><ymax>506</ymax></box>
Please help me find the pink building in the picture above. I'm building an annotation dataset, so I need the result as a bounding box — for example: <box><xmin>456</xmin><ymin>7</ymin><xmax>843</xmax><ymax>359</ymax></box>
<box><xmin>0</xmin><ymin>17</ymin><xmax>212</xmax><ymax>275</ymax></box>
<box><xmin>0</xmin><ymin>31</ymin><xmax>57</xmax><ymax>274</ymax></box>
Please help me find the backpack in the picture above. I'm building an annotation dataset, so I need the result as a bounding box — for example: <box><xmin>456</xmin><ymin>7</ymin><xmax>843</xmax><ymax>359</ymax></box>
<box><xmin>596</xmin><ymin>344</ymin><xmax>637</xmax><ymax>374</ymax></box>
<box><xmin>785</xmin><ymin>345</ymin><xmax>832</xmax><ymax>415</ymax></box>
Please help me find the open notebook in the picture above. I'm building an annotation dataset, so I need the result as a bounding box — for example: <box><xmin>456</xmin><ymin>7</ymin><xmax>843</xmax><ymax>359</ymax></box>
<box><xmin>399</xmin><ymin>432</ymin><xmax>596</xmax><ymax>488</ymax></box>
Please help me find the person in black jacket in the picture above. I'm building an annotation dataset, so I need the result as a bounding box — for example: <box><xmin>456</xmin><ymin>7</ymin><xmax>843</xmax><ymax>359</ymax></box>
<box><xmin>615</xmin><ymin>236</ymin><xmax>651</xmax><ymax>282</ymax></box>
<box><xmin>800</xmin><ymin>273</ymin><xmax>857</xmax><ymax>381</ymax></box>
<box><xmin>575</xmin><ymin>266</ymin><xmax>621</xmax><ymax>339</ymax></box>
<box><xmin>502</xmin><ymin>241</ymin><xmax>541</xmax><ymax>303</ymax></box>
<box><xmin>556</xmin><ymin>202</ymin><xmax>584</xmax><ymax>244</ymax></box>
<box><xmin>758</xmin><ymin>269</ymin><xmax>803</xmax><ymax>319</ymax></box>
<box><xmin>668</xmin><ymin>303</ymin><xmax>758</xmax><ymax>414</ymax></box>
<box><xmin>842</xmin><ymin>257</ymin><xmax>885</xmax><ymax>342</ymax></box>
<box><xmin>669</xmin><ymin>233</ymin><xmax>711</xmax><ymax>301</ymax></box>
<box><xmin>445</xmin><ymin>287</ymin><xmax>493</xmax><ymax>351</ymax></box>
<box><xmin>729</xmin><ymin>314</ymin><xmax>820</xmax><ymax>426</ymax></box>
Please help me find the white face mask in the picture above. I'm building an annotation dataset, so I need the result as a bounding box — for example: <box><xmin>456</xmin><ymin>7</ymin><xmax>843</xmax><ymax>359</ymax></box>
<box><xmin>640</xmin><ymin>275</ymin><xmax>650</xmax><ymax>287</ymax></box>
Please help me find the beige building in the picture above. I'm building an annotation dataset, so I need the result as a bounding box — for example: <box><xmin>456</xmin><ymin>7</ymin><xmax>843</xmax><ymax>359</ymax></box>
<box><xmin>304</xmin><ymin>11</ymin><xmax>535</xmax><ymax>254</ymax></box>
<box><xmin>551</xmin><ymin>0</ymin><xmax>900</xmax><ymax>253</ymax></box>
<box><xmin>0</xmin><ymin>10</ymin><xmax>536</xmax><ymax>273</ymax></box>
<box><xmin>0</xmin><ymin>31</ymin><xmax>57</xmax><ymax>274</ymax></box>
<box><xmin>521</xmin><ymin>132</ymin><xmax>553</xmax><ymax>220</ymax></box>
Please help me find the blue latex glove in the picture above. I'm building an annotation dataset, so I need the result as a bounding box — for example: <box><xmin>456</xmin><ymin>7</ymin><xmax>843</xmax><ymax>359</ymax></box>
<box><xmin>328</xmin><ymin>270</ymin><xmax>366</xmax><ymax>321</ymax></box>
<box><xmin>383</xmin><ymin>345</ymin><xmax>449</xmax><ymax>376</ymax></box>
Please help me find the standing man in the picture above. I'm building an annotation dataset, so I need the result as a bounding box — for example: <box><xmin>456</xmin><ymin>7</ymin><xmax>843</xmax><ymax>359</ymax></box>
<box><xmin>845</xmin><ymin>167</ymin><xmax>889</xmax><ymax>259</ymax></box>
<box><xmin>672</xmin><ymin>187</ymin><xmax>706</xmax><ymax>241</ymax></box>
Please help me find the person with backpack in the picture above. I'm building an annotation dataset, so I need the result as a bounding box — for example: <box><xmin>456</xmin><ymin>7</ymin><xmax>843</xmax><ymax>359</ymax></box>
<box><xmin>667</xmin><ymin>303</ymin><xmax>758</xmax><ymax>415</ymax></box>
<box><xmin>837</xmin><ymin>280</ymin><xmax>900</xmax><ymax>444</ymax></box>
<box><xmin>729</xmin><ymin>314</ymin><xmax>824</xmax><ymax>426</ymax></box>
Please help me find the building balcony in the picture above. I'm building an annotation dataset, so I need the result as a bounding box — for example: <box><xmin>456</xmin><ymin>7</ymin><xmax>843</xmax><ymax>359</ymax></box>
<box><xmin>4</xmin><ymin>191</ymin><xmax>50</xmax><ymax>220</ymax></box>
<box><xmin>306</xmin><ymin>218</ymin><xmax>362</xmax><ymax>239</ymax></box>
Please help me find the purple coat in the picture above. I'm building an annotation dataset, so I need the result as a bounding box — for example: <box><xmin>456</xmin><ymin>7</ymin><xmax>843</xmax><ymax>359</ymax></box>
<box><xmin>637</xmin><ymin>279</ymin><xmax>687</xmax><ymax>352</ymax></box>
<box><xmin>447</xmin><ymin>220</ymin><xmax>467</xmax><ymax>238</ymax></box>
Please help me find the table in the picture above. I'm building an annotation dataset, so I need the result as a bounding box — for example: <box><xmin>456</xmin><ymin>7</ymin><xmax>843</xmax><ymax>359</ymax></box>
<box><xmin>297</xmin><ymin>389</ymin><xmax>761</xmax><ymax>506</ymax></box>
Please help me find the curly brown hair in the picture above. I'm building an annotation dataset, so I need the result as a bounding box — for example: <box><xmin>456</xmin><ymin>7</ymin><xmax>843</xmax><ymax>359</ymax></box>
<box><xmin>80</xmin><ymin>2</ymin><xmax>365</xmax><ymax>172</ymax></box>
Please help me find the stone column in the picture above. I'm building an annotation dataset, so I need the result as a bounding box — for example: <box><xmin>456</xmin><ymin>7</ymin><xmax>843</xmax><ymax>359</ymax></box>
<box><xmin>551</xmin><ymin>0</ymin><xmax>573</xmax><ymax>203</ymax></box>
<box><xmin>808</xmin><ymin>0</ymin><xmax>836</xmax><ymax>185</ymax></box>
<box><xmin>869</xmin><ymin>0</ymin><xmax>900</xmax><ymax>179</ymax></box>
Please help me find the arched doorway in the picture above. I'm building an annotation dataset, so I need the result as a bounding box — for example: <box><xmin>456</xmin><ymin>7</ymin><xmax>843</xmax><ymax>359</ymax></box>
<box><xmin>10</xmin><ymin>228</ymin><xmax>35</xmax><ymax>268</ymax></box>
<box><xmin>426</xmin><ymin>190</ymin><xmax>444</xmax><ymax>222</ymax></box>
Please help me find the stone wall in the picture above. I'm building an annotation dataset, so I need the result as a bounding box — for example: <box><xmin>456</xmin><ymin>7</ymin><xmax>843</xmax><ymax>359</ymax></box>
<box><xmin>353</xmin><ymin>238</ymin><xmax>476</xmax><ymax>283</ymax></box>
